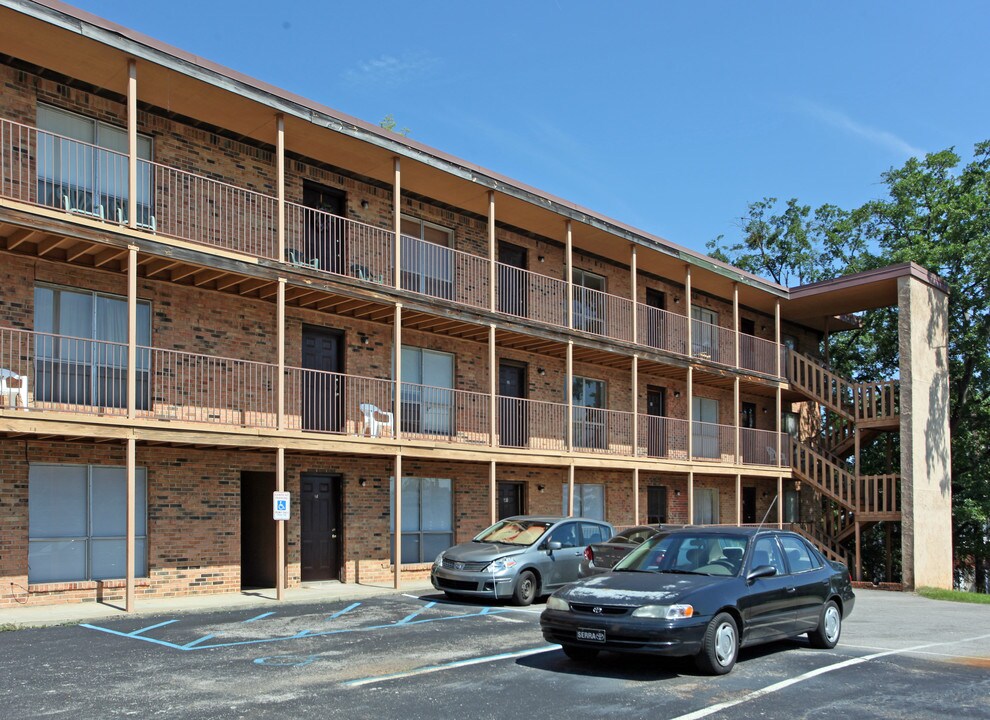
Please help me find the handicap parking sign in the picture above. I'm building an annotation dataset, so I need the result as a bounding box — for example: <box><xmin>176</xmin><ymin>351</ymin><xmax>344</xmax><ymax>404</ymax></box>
<box><xmin>273</xmin><ymin>491</ymin><xmax>291</xmax><ymax>520</ymax></box>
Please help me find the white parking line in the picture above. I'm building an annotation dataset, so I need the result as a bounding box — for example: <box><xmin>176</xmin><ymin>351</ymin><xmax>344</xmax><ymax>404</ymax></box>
<box><xmin>668</xmin><ymin>632</ymin><xmax>990</xmax><ymax>720</ymax></box>
<box><xmin>343</xmin><ymin>645</ymin><xmax>558</xmax><ymax>687</ymax></box>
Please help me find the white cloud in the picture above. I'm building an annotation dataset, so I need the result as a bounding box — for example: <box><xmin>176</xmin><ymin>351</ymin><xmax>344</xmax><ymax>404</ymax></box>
<box><xmin>795</xmin><ymin>99</ymin><xmax>924</xmax><ymax>158</ymax></box>
<box><xmin>341</xmin><ymin>53</ymin><xmax>440</xmax><ymax>88</ymax></box>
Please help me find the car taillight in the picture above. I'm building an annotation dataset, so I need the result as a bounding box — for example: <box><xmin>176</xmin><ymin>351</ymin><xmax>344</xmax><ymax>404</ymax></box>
<box><xmin>584</xmin><ymin>546</ymin><xmax>594</xmax><ymax>561</ymax></box>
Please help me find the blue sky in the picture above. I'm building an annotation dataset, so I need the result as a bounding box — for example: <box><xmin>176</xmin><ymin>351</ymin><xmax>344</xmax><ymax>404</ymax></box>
<box><xmin>71</xmin><ymin>1</ymin><xmax>990</xmax><ymax>254</ymax></box>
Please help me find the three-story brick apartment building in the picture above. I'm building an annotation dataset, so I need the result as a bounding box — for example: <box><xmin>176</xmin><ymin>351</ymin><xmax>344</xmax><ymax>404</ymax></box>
<box><xmin>0</xmin><ymin>0</ymin><xmax>952</xmax><ymax>610</ymax></box>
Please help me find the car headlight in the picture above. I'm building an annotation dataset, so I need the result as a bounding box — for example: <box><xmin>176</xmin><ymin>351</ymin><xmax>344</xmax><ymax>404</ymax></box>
<box><xmin>483</xmin><ymin>557</ymin><xmax>518</xmax><ymax>573</ymax></box>
<box><xmin>432</xmin><ymin>551</ymin><xmax>445</xmax><ymax>569</ymax></box>
<box><xmin>546</xmin><ymin>596</ymin><xmax>570</xmax><ymax>612</ymax></box>
<box><xmin>631</xmin><ymin>604</ymin><xmax>694</xmax><ymax>620</ymax></box>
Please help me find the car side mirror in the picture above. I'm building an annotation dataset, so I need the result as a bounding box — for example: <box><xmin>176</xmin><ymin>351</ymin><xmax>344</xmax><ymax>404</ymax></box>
<box><xmin>547</xmin><ymin>541</ymin><xmax>562</xmax><ymax>552</ymax></box>
<box><xmin>747</xmin><ymin>565</ymin><xmax>777</xmax><ymax>583</ymax></box>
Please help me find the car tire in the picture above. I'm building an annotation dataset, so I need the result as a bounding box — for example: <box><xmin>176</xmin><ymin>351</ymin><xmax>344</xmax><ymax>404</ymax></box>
<box><xmin>808</xmin><ymin>600</ymin><xmax>842</xmax><ymax>649</ymax></box>
<box><xmin>562</xmin><ymin>645</ymin><xmax>599</xmax><ymax>662</ymax></box>
<box><xmin>695</xmin><ymin>612</ymin><xmax>738</xmax><ymax>675</ymax></box>
<box><xmin>512</xmin><ymin>570</ymin><xmax>538</xmax><ymax>606</ymax></box>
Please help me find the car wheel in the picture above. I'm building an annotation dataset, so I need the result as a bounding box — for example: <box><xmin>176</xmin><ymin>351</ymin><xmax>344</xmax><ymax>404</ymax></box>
<box><xmin>512</xmin><ymin>570</ymin><xmax>538</xmax><ymax>606</ymax></box>
<box><xmin>695</xmin><ymin>612</ymin><xmax>738</xmax><ymax>675</ymax></box>
<box><xmin>808</xmin><ymin>600</ymin><xmax>842</xmax><ymax>649</ymax></box>
<box><xmin>562</xmin><ymin>645</ymin><xmax>599</xmax><ymax>662</ymax></box>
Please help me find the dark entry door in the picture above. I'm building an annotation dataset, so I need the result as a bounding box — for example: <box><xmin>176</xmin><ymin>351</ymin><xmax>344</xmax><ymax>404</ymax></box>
<box><xmin>645</xmin><ymin>288</ymin><xmax>667</xmax><ymax>350</ymax></box>
<box><xmin>742</xmin><ymin>486</ymin><xmax>757</xmax><ymax>524</ymax></box>
<box><xmin>302</xmin><ymin>325</ymin><xmax>344</xmax><ymax>433</ymax></box>
<box><xmin>741</xmin><ymin>401</ymin><xmax>757</xmax><ymax>463</ymax></box>
<box><xmin>241</xmin><ymin>471</ymin><xmax>276</xmax><ymax>589</ymax></box>
<box><xmin>303</xmin><ymin>182</ymin><xmax>346</xmax><ymax>274</ymax></box>
<box><xmin>498</xmin><ymin>362</ymin><xmax>528</xmax><ymax>447</ymax></box>
<box><xmin>300</xmin><ymin>473</ymin><xmax>342</xmax><ymax>581</ymax></box>
<box><xmin>739</xmin><ymin>317</ymin><xmax>756</xmax><ymax>370</ymax></box>
<box><xmin>647</xmin><ymin>485</ymin><xmax>668</xmax><ymax>524</ymax></box>
<box><xmin>646</xmin><ymin>386</ymin><xmax>667</xmax><ymax>458</ymax></box>
<box><xmin>497</xmin><ymin>242</ymin><xmax>528</xmax><ymax>318</ymax></box>
<box><xmin>497</xmin><ymin>482</ymin><xmax>524</xmax><ymax>519</ymax></box>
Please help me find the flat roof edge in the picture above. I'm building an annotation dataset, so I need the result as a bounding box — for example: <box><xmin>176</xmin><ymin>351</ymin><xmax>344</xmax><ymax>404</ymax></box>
<box><xmin>788</xmin><ymin>262</ymin><xmax>950</xmax><ymax>299</ymax></box>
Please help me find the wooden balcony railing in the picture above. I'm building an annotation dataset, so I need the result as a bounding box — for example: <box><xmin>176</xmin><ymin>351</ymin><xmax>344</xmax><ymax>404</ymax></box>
<box><xmin>1</xmin><ymin>116</ymin><xmax>788</xmax><ymax>378</ymax></box>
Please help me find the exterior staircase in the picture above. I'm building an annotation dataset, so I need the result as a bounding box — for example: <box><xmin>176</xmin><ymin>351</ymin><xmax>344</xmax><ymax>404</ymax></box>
<box><xmin>785</xmin><ymin>352</ymin><xmax>902</xmax><ymax>578</ymax></box>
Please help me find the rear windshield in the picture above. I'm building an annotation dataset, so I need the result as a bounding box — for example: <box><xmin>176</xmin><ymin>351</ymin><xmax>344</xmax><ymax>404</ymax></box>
<box><xmin>615</xmin><ymin>532</ymin><xmax>748</xmax><ymax>577</ymax></box>
<box><xmin>474</xmin><ymin>519</ymin><xmax>551</xmax><ymax>546</ymax></box>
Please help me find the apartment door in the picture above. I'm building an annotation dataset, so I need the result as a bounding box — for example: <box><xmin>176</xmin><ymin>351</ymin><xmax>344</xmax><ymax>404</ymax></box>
<box><xmin>646</xmin><ymin>486</ymin><xmax>668</xmax><ymax>524</ymax></box>
<box><xmin>240</xmin><ymin>471</ymin><xmax>276</xmax><ymax>589</ymax></box>
<box><xmin>741</xmin><ymin>401</ymin><xmax>757</xmax><ymax>463</ymax></box>
<box><xmin>300</xmin><ymin>473</ymin><xmax>343</xmax><ymax>581</ymax></box>
<box><xmin>646</xmin><ymin>386</ymin><xmax>667</xmax><ymax>458</ymax></box>
<box><xmin>742</xmin><ymin>486</ymin><xmax>757</xmax><ymax>524</ymax></box>
<box><xmin>498</xmin><ymin>362</ymin><xmax>528</xmax><ymax>447</ymax></box>
<box><xmin>303</xmin><ymin>182</ymin><xmax>346</xmax><ymax>274</ymax></box>
<box><xmin>645</xmin><ymin>288</ymin><xmax>667</xmax><ymax>349</ymax></box>
<box><xmin>497</xmin><ymin>482</ymin><xmax>525</xmax><ymax>519</ymax></box>
<box><xmin>497</xmin><ymin>242</ymin><xmax>528</xmax><ymax>318</ymax></box>
<box><xmin>301</xmin><ymin>326</ymin><xmax>344</xmax><ymax>433</ymax></box>
<box><xmin>739</xmin><ymin>317</ymin><xmax>756</xmax><ymax>369</ymax></box>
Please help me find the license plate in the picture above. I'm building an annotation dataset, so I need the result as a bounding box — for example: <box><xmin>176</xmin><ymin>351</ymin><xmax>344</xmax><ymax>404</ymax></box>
<box><xmin>576</xmin><ymin>628</ymin><xmax>605</xmax><ymax>643</ymax></box>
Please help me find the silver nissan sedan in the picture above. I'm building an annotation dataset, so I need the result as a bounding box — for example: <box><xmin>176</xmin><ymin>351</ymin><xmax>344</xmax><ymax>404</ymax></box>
<box><xmin>430</xmin><ymin>516</ymin><xmax>613</xmax><ymax>606</ymax></box>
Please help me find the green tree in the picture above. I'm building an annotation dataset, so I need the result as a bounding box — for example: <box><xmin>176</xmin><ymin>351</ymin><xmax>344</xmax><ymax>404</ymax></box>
<box><xmin>711</xmin><ymin>141</ymin><xmax>990</xmax><ymax>590</ymax></box>
<box><xmin>379</xmin><ymin>114</ymin><xmax>411</xmax><ymax>137</ymax></box>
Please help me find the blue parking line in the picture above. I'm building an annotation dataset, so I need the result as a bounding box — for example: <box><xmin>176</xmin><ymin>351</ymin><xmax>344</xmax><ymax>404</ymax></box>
<box><xmin>243</xmin><ymin>612</ymin><xmax>276</xmax><ymax>624</ymax></box>
<box><xmin>327</xmin><ymin>602</ymin><xmax>360</xmax><ymax>621</ymax></box>
<box><xmin>81</xmin><ymin>624</ymin><xmax>186</xmax><ymax>650</ymax></box>
<box><xmin>183</xmin><ymin>634</ymin><xmax>216</xmax><ymax>649</ymax></box>
<box><xmin>396</xmin><ymin>601</ymin><xmax>436</xmax><ymax>625</ymax></box>
<box><xmin>128</xmin><ymin>619</ymin><xmax>178</xmax><ymax>637</ymax></box>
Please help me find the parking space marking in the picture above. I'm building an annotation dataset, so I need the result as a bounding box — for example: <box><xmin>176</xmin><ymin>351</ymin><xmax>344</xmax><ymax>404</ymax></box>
<box><xmin>397</xmin><ymin>601</ymin><xmax>437</xmax><ymax>624</ymax></box>
<box><xmin>669</xmin><ymin>632</ymin><xmax>990</xmax><ymax>720</ymax></box>
<box><xmin>242</xmin><ymin>612</ymin><xmax>276</xmax><ymax>624</ymax></box>
<box><xmin>342</xmin><ymin>645</ymin><xmax>559</xmax><ymax>687</ymax></box>
<box><xmin>128</xmin><ymin>619</ymin><xmax>178</xmax><ymax>636</ymax></box>
<box><xmin>327</xmin><ymin>602</ymin><xmax>360</xmax><ymax>621</ymax></box>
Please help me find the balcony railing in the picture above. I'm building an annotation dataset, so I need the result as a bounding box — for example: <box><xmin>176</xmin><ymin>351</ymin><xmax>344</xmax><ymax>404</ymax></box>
<box><xmin>571</xmin><ymin>407</ymin><xmax>635</xmax><ymax>456</ymax></box>
<box><xmin>740</xmin><ymin>427</ymin><xmax>786</xmax><ymax>466</ymax></box>
<box><xmin>400</xmin><ymin>382</ymin><xmax>490</xmax><ymax>444</ymax></box>
<box><xmin>637</xmin><ymin>414</ymin><xmax>690</xmax><ymax>460</ymax></box>
<box><xmin>0</xmin><ymin>116</ymin><xmax>787</xmax><ymax>377</ymax></box>
<box><xmin>496</xmin><ymin>396</ymin><xmax>567</xmax><ymax>452</ymax></box>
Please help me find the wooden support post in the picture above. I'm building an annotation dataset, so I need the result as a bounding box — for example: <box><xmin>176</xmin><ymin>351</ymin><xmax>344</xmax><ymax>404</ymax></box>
<box><xmin>733</xmin><ymin>282</ymin><xmax>739</xmax><ymax>368</ymax></box>
<box><xmin>489</xmin><ymin>324</ymin><xmax>497</xmax><ymax>447</ymax></box>
<box><xmin>567</xmin><ymin>464</ymin><xmax>575</xmax><ymax>517</ymax></box>
<box><xmin>488</xmin><ymin>191</ymin><xmax>496</xmax><ymax>312</ymax></box>
<box><xmin>733</xmin><ymin>376</ymin><xmax>740</xmax><ymax>464</ymax></box>
<box><xmin>394</xmin><ymin>453</ymin><xmax>402</xmax><ymax>589</ymax></box>
<box><xmin>685</xmin><ymin>265</ymin><xmax>693</xmax><ymax>354</ymax></box>
<box><xmin>775</xmin><ymin>300</ymin><xmax>782</xmax><ymax>378</ymax></box>
<box><xmin>489</xmin><ymin>460</ymin><xmax>497</xmax><ymax>525</ymax></box>
<box><xmin>777</xmin><ymin>475</ymin><xmax>784</xmax><ymax>529</ymax></box>
<box><xmin>566</xmin><ymin>221</ymin><xmax>574</xmax><ymax>329</ymax></box>
<box><xmin>126</xmin><ymin>245</ymin><xmax>137</xmax><ymax>420</ymax></box>
<box><xmin>394</xmin><ymin>304</ymin><xmax>403</xmax><ymax>439</ymax></box>
<box><xmin>687</xmin><ymin>472</ymin><xmax>694</xmax><ymax>524</ymax></box>
<box><xmin>854</xmin><ymin>521</ymin><xmax>862</xmax><ymax>582</ymax></box>
<box><xmin>277</xmin><ymin>114</ymin><xmax>285</xmax><ymax>261</ymax></box>
<box><xmin>276</xmin><ymin>446</ymin><xmax>285</xmax><ymax>601</ymax></box>
<box><xmin>630</xmin><ymin>245</ymin><xmax>638</xmax><ymax>343</ymax></box>
<box><xmin>126</xmin><ymin>60</ymin><xmax>137</xmax><ymax>231</ymax></box>
<box><xmin>566</xmin><ymin>341</ymin><xmax>574</xmax><ymax>452</ymax></box>
<box><xmin>735</xmin><ymin>473</ymin><xmax>742</xmax><ymax>526</ymax></box>
<box><xmin>854</xmin><ymin>427</ymin><xmax>861</xmax><ymax>511</ymax></box>
<box><xmin>125</xmin><ymin>436</ymin><xmax>135</xmax><ymax>612</ymax></box>
<box><xmin>632</xmin><ymin>468</ymin><xmax>640</xmax><ymax>525</ymax></box>
<box><xmin>277</xmin><ymin>278</ymin><xmax>286</xmax><ymax>430</ymax></box>
<box><xmin>686</xmin><ymin>367</ymin><xmax>694</xmax><ymax>460</ymax></box>
<box><xmin>631</xmin><ymin>356</ymin><xmax>639</xmax><ymax>456</ymax></box>
<box><xmin>776</xmin><ymin>386</ymin><xmax>783</xmax><ymax>468</ymax></box>
<box><xmin>393</xmin><ymin>158</ymin><xmax>401</xmax><ymax>288</ymax></box>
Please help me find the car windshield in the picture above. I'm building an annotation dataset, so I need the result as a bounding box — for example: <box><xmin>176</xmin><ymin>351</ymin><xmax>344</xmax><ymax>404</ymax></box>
<box><xmin>614</xmin><ymin>532</ymin><xmax>748</xmax><ymax>577</ymax></box>
<box><xmin>473</xmin><ymin>519</ymin><xmax>551</xmax><ymax>546</ymax></box>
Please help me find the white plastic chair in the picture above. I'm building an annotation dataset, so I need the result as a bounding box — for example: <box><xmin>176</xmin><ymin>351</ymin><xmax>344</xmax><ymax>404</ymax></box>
<box><xmin>0</xmin><ymin>369</ymin><xmax>29</xmax><ymax>410</ymax></box>
<box><xmin>359</xmin><ymin>403</ymin><xmax>394</xmax><ymax>438</ymax></box>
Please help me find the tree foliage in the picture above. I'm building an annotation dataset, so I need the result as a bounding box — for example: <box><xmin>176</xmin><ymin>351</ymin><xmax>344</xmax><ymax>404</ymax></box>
<box><xmin>710</xmin><ymin>141</ymin><xmax>990</xmax><ymax>590</ymax></box>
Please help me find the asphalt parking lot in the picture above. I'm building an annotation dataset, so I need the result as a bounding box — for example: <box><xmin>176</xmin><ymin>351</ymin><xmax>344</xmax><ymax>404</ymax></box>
<box><xmin>0</xmin><ymin>589</ymin><xmax>988</xmax><ymax>719</ymax></box>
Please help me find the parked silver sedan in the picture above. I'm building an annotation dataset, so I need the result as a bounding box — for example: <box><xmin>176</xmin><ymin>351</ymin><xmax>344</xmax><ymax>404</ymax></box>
<box><xmin>578</xmin><ymin>525</ymin><xmax>683</xmax><ymax>578</ymax></box>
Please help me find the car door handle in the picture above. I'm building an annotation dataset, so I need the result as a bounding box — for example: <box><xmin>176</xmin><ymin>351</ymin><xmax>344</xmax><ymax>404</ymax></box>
<box><xmin>786</xmin><ymin>587</ymin><xmax>796</xmax><ymax>594</ymax></box>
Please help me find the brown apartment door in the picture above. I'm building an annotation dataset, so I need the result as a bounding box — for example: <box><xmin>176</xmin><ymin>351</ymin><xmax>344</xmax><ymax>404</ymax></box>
<box><xmin>241</xmin><ymin>471</ymin><xmax>276</xmax><ymax>589</ymax></box>
<box><xmin>499</xmin><ymin>362</ymin><xmax>528</xmax><ymax>448</ymax></box>
<box><xmin>646</xmin><ymin>386</ymin><xmax>667</xmax><ymax>458</ymax></box>
<box><xmin>741</xmin><ymin>401</ymin><xmax>756</xmax><ymax>463</ymax></box>
<box><xmin>302</xmin><ymin>326</ymin><xmax>344</xmax><ymax>433</ymax></box>
<box><xmin>739</xmin><ymin>317</ymin><xmax>756</xmax><ymax>370</ymax></box>
<box><xmin>645</xmin><ymin>288</ymin><xmax>667</xmax><ymax>350</ymax></box>
<box><xmin>300</xmin><ymin>473</ymin><xmax>343</xmax><ymax>581</ymax></box>
<box><xmin>497</xmin><ymin>482</ymin><xmax>525</xmax><ymax>519</ymax></box>
<box><xmin>647</xmin><ymin>486</ymin><xmax>668</xmax><ymax>524</ymax></box>
<box><xmin>497</xmin><ymin>242</ymin><xmax>528</xmax><ymax>318</ymax></box>
<box><xmin>303</xmin><ymin>182</ymin><xmax>346</xmax><ymax>274</ymax></box>
<box><xmin>742</xmin><ymin>486</ymin><xmax>757</xmax><ymax>524</ymax></box>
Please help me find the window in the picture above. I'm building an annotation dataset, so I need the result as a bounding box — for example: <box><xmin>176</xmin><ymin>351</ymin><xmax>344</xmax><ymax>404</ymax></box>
<box><xmin>782</xmin><ymin>411</ymin><xmax>800</xmax><ymax>437</ymax></box>
<box><xmin>572</xmin><ymin>376</ymin><xmax>606</xmax><ymax>450</ymax></box>
<box><xmin>580</xmin><ymin>522</ymin><xmax>610</xmax><ymax>545</ymax></box>
<box><xmin>400</xmin><ymin>346</ymin><xmax>454</xmax><ymax>436</ymax></box>
<box><xmin>28</xmin><ymin>464</ymin><xmax>148</xmax><ymax>583</ymax></box>
<box><xmin>572</xmin><ymin>268</ymin><xmax>606</xmax><ymax>334</ymax></box>
<box><xmin>400</xmin><ymin>216</ymin><xmax>453</xmax><ymax>300</ymax></box>
<box><xmin>693</xmin><ymin>487</ymin><xmax>719</xmax><ymax>524</ymax></box>
<box><xmin>561</xmin><ymin>483</ymin><xmax>605</xmax><ymax>519</ymax></box>
<box><xmin>782</xmin><ymin>334</ymin><xmax>799</xmax><ymax>351</ymax></box>
<box><xmin>751</xmin><ymin>536</ymin><xmax>787</xmax><ymax>575</ymax></box>
<box><xmin>780</xmin><ymin>535</ymin><xmax>820</xmax><ymax>572</ymax></box>
<box><xmin>37</xmin><ymin>104</ymin><xmax>153</xmax><ymax>225</ymax></box>
<box><xmin>783</xmin><ymin>489</ymin><xmax>800</xmax><ymax>523</ymax></box>
<box><xmin>390</xmin><ymin>477</ymin><xmax>453</xmax><ymax>564</ymax></box>
<box><xmin>691</xmin><ymin>305</ymin><xmax>719</xmax><ymax>358</ymax></box>
<box><xmin>692</xmin><ymin>396</ymin><xmax>720</xmax><ymax>459</ymax></box>
<box><xmin>34</xmin><ymin>285</ymin><xmax>152</xmax><ymax>409</ymax></box>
